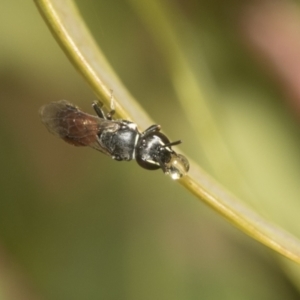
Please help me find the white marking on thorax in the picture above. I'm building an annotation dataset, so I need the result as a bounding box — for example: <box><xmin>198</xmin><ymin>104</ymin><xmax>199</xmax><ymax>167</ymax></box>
<box><xmin>131</xmin><ymin>133</ymin><xmax>140</xmax><ymax>159</ymax></box>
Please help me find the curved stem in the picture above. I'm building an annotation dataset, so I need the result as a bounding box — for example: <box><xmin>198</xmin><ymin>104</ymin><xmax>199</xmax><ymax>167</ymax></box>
<box><xmin>34</xmin><ymin>0</ymin><xmax>300</xmax><ymax>264</ymax></box>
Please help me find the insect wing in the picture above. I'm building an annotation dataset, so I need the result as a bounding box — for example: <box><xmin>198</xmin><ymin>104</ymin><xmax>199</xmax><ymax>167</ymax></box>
<box><xmin>39</xmin><ymin>100</ymin><xmax>109</xmax><ymax>155</ymax></box>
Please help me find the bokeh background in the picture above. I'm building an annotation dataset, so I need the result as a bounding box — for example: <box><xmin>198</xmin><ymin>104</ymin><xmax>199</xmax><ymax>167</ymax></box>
<box><xmin>1</xmin><ymin>0</ymin><xmax>300</xmax><ymax>299</ymax></box>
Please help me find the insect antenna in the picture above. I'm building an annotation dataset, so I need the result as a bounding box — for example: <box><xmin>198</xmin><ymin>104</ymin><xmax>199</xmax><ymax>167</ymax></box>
<box><xmin>161</xmin><ymin>140</ymin><xmax>182</xmax><ymax>148</ymax></box>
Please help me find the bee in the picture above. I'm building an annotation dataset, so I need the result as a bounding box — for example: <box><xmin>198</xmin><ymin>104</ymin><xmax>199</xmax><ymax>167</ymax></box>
<box><xmin>39</xmin><ymin>100</ymin><xmax>189</xmax><ymax>179</ymax></box>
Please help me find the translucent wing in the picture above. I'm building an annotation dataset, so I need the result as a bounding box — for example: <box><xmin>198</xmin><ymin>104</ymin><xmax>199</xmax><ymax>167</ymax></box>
<box><xmin>39</xmin><ymin>100</ymin><xmax>113</xmax><ymax>155</ymax></box>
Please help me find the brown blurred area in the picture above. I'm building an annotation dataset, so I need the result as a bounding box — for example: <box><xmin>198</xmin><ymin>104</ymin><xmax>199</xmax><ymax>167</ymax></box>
<box><xmin>239</xmin><ymin>1</ymin><xmax>300</xmax><ymax>117</ymax></box>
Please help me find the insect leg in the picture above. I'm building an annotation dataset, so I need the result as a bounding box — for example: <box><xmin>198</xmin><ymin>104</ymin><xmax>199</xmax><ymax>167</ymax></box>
<box><xmin>92</xmin><ymin>101</ymin><xmax>107</xmax><ymax>119</ymax></box>
<box><xmin>106</xmin><ymin>90</ymin><xmax>115</xmax><ymax>120</ymax></box>
<box><xmin>156</xmin><ymin>157</ymin><xmax>168</xmax><ymax>174</ymax></box>
<box><xmin>141</xmin><ymin>125</ymin><xmax>161</xmax><ymax>138</ymax></box>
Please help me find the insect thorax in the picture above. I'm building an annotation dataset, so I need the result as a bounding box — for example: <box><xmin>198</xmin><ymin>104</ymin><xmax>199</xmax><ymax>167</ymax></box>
<box><xmin>98</xmin><ymin>120</ymin><xmax>140</xmax><ymax>161</ymax></box>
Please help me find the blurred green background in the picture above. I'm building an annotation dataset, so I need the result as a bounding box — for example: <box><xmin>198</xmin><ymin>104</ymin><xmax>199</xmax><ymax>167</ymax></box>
<box><xmin>1</xmin><ymin>0</ymin><xmax>300</xmax><ymax>299</ymax></box>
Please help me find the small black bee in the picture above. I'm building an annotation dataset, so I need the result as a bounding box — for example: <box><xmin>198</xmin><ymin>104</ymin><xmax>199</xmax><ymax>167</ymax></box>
<box><xmin>39</xmin><ymin>100</ymin><xmax>189</xmax><ymax>179</ymax></box>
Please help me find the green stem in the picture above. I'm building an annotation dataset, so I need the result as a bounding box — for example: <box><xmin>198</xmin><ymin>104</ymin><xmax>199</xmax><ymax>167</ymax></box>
<box><xmin>34</xmin><ymin>0</ymin><xmax>300</xmax><ymax>264</ymax></box>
